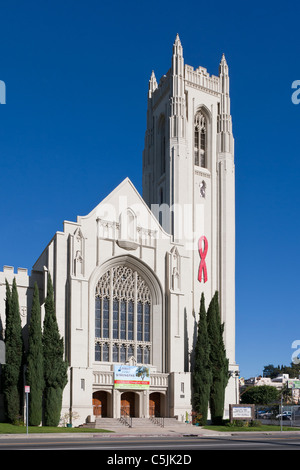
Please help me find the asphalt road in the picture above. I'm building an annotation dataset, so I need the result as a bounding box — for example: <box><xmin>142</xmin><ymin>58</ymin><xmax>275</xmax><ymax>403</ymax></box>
<box><xmin>1</xmin><ymin>433</ymin><xmax>300</xmax><ymax>452</ymax></box>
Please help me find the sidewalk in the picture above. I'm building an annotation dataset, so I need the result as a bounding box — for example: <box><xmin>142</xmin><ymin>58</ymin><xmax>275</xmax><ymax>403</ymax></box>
<box><xmin>0</xmin><ymin>421</ymin><xmax>223</xmax><ymax>439</ymax></box>
<box><xmin>1</xmin><ymin>419</ymin><xmax>299</xmax><ymax>439</ymax></box>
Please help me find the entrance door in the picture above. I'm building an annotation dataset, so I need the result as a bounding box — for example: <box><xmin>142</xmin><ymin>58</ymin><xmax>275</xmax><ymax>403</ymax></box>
<box><xmin>149</xmin><ymin>392</ymin><xmax>161</xmax><ymax>417</ymax></box>
<box><xmin>93</xmin><ymin>391</ymin><xmax>107</xmax><ymax>417</ymax></box>
<box><xmin>121</xmin><ymin>392</ymin><xmax>135</xmax><ymax>417</ymax></box>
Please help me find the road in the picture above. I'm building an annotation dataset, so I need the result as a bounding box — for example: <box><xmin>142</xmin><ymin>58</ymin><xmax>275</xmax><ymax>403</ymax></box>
<box><xmin>1</xmin><ymin>433</ymin><xmax>300</xmax><ymax>452</ymax></box>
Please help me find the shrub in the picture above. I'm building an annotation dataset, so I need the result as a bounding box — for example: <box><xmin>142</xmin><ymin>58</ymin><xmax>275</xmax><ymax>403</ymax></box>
<box><xmin>226</xmin><ymin>419</ymin><xmax>261</xmax><ymax>428</ymax></box>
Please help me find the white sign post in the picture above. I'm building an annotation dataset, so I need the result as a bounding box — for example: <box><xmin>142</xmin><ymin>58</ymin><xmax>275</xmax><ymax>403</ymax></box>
<box><xmin>25</xmin><ymin>386</ymin><xmax>30</xmax><ymax>435</ymax></box>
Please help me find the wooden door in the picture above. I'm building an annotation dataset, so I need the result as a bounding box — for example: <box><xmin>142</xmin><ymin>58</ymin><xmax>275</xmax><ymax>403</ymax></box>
<box><xmin>121</xmin><ymin>392</ymin><xmax>135</xmax><ymax>417</ymax></box>
<box><xmin>93</xmin><ymin>391</ymin><xmax>107</xmax><ymax>417</ymax></box>
<box><xmin>149</xmin><ymin>392</ymin><xmax>161</xmax><ymax>417</ymax></box>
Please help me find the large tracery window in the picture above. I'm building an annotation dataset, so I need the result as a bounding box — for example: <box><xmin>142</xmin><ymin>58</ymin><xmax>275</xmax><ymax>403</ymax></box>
<box><xmin>95</xmin><ymin>265</ymin><xmax>152</xmax><ymax>364</ymax></box>
<box><xmin>194</xmin><ymin>111</ymin><xmax>206</xmax><ymax>168</ymax></box>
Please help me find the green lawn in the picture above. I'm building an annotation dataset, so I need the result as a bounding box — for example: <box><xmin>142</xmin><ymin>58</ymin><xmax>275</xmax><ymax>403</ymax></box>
<box><xmin>0</xmin><ymin>423</ymin><xmax>112</xmax><ymax>434</ymax></box>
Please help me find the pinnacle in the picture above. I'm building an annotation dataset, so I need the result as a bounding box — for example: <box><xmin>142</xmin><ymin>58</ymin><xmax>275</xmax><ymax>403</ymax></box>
<box><xmin>174</xmin><ymin>33</ymin><xmax>181</xmax><ymax>44</ymax></box>
<box><xmin>149</xmin><ymin>70</ymin><xmax>157</xmax><ymax>84</ymax></box>
<box><xmin>172</xmin><ymin>33</ymin><xmax>183</xmax><ymax>58</ymax></box>
<box><xmin>148</xmin><ymin>70</ymin><xmax>157</xmax><ymax>96</ymax></box>
<box><xmin>220</xmin><ymin>53</ymin><xmax>227</xmax><ymax>65</ymax></box>
<box><xmin>219</xmin><ymin>53</ymin><xmax>229</xmax><ymax>76</ymax></box>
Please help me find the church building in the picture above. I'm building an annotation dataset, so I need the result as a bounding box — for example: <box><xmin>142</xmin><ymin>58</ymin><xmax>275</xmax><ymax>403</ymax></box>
<box><xmin>0</xmin><ymin>35</ymin><xmax>239</xmax><ymax>425</ymax></box>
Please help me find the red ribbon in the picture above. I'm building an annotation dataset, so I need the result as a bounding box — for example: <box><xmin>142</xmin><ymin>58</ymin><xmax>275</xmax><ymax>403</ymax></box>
<box><xmin>198</xmin><ymin>236</ymin><xmax>208</xmax><ymax>283</ymax></box>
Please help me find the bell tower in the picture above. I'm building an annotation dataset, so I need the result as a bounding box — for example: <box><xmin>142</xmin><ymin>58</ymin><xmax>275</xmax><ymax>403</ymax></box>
<box><xmin>142</xmin><ymin>35</ymin><xmax>236</xmax><ymax>367</ymax></box>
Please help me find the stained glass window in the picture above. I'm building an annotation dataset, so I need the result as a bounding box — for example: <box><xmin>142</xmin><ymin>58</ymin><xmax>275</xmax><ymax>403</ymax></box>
<box><xmin>95</xmin><ymin>265</ymin><xmax>152</xmax><ymax>364</ymax></box>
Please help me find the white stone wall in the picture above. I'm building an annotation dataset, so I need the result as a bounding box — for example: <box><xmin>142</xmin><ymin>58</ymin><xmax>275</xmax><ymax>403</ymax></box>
<box><xmin>0</xmin><ymin>266</ymin><xmax>31</xmax><ymax>332</ymax></box>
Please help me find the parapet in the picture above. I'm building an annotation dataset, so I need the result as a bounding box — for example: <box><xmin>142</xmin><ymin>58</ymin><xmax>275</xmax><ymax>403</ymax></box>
<box><xmin>0</xmin><ymin>266</ymin><xmax>29</xmax><ymax>287</ymax></box>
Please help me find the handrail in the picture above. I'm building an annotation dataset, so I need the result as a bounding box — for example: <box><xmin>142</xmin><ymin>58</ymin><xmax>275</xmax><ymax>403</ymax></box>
<box><xmin>120</xmin><ymin>408</ymin><xmax>132</xmax><ymax>428</ymax></box>
<box><xmin>150</xmin><ymin>415</ymin><xmax>164</xmax><ymax>427</ymax></box>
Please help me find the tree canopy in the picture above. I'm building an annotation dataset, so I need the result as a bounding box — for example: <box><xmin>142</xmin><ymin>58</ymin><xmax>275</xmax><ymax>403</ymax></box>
<box><xmin>241</xmin><ymin>385</ymin><xmax>279</xmax><ymax>405</ymax></box>
<box><xmin>263</xmin><ymin>363</ymin><xmax>300</xmax><ymax>379</ymax></box>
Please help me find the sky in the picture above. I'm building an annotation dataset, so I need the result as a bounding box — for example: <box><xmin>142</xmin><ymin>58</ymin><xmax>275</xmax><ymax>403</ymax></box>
<box><xmin>0</xmin><ymin>0</ymin><xmax>299</xmax><ymax>380</ymax></box>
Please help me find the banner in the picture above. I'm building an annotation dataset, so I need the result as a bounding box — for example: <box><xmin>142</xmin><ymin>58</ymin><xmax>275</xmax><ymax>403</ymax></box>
<box><xmin>114</xmin><ymin>365</ymin><xmax>150</xmax><ymax>389</ymax></box>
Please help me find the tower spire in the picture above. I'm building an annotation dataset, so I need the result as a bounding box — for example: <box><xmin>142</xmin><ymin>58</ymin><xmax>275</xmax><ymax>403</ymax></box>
<box><xmin>220</xmin><ymin>53</ymin><xmax>227</xmax><ymax>65</ymax></box>
<box><xmin>217</xmin><ymin>52</ymin><xmax>233</xmax><ymax>152</ymax></box>
<box><xmin>170</xmin><ymin>33</ymin><xmax>185</xmax><ymax>139</ymax></box>
<box><xmin>172</xmin><ymin>33</ymin><xmax>183</xmax><ymax>64</ymax></box>
<box><xmin>173</xmin><ymin>33</ymin><xmax>182</xmax><ymax>51</ymax></box>
<box><xmin>148</xmin><ymin>70</ymin><xmax>157</xmax><ymax>98</ymax></box>
<box><xmin>219</xmin><ymin>53</ymin><xmax>229</xmax><ymax>88</ymax></box>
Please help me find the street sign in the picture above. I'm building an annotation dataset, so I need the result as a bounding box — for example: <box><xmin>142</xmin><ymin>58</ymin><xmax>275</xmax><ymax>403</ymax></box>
<box><xmin>288</xmin><ymin>379</ymin><xmax>300</xmax><ymax>389</ymax></box>
<box><xmin>25</xmin><ymin>386</ymin><xmax>30</xmax><ymax>434</ymax></box>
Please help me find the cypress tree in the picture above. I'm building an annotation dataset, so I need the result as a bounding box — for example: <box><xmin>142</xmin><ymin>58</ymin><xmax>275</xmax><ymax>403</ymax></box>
<box><xmin>26</xmin><ymin>282</ymin><xmax>44</xmax><ymax>425</ymax></box>
<box><xmin>43</xmin><ymin>274</ymin><xmax>68</xmax><ymax>426</ymax></box>
<box><xmin>192</xmin><ymin>293</ymin><xmax>211</xmax><ymax>425</ymax></box>
<box><xmin>3</xmin><ymin>278</ymin><xmax>24</xmax><ymax>423</ymax></box>
<box><xmin>207</xmin><ymin>291</ymin><xmax>229</xmax><ymax>424</ymax></box>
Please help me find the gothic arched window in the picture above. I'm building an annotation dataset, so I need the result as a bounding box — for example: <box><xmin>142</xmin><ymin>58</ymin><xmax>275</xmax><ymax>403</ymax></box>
<box><xmin>95</xmin><ymin>265</ymin><xmax>152</xmax><ymax>364</ymax></box>
<box><xmin>194</xmin><ymin>111</ymin><xmax>206</xmax><ymax>168</ymax></box>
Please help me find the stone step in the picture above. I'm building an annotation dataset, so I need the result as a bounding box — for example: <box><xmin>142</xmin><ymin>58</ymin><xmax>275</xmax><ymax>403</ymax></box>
<box><xmin>131</xmin><ymin>418</ymin><xmax>160</xmax><ymax>427</ymax></box>
<box><xmin>93</xmin><ymin>417</ymin><xmax>188</xmax><ymax>429</ymax></box>
<box><xmin>95</xmin><ymin>418</ymin><xmax>126</xmax><ymax>428</ymax></box>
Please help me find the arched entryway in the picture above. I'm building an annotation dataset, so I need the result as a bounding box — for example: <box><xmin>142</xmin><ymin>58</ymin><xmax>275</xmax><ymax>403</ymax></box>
<box><xmin>121</xmin><ymin>392</ymin><xmax>136</xmax><ymax>417</ymax></box>
<box><xmin>93</xmin><ymin>391</ymin><xmax>108</xmax><ymax>417</ymax></box>
<box><xmin>149</xmin><ymin>392</ymin><xmax>162</xmax><ymax>417</ymax></box>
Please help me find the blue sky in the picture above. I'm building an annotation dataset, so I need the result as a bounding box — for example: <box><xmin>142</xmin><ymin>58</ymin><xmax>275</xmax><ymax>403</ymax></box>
<box><xmin>0</xmin><ymin>0</ymin><xmax>299</xmax><ymax>379</ymax></box>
